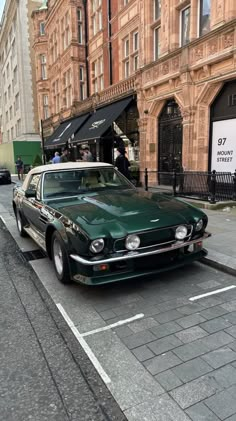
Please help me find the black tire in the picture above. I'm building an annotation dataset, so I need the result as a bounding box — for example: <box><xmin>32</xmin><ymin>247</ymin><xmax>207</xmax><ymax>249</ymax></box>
<box><xmin>16</xmin><ymin>210</ymin><xmax>27</xmax><ymax>237</ymax></box>
<box><xmin>51</xmin><ymin>231</ymin><xmax>71</xmax><ymax>284</ymax></box>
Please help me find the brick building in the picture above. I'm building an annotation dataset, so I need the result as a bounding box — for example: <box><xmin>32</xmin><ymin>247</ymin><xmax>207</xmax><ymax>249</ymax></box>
<box><xmin>32</xmin><ymin>0</ymin><xmax>236</xmax><ymax>174</ymax></box>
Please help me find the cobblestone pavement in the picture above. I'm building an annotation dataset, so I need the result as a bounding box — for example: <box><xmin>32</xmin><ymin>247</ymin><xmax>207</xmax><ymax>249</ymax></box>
<box><xmin>1</xmin><ymin>182</ymin><xmax>236</xmax><ymax>420</ymax></box>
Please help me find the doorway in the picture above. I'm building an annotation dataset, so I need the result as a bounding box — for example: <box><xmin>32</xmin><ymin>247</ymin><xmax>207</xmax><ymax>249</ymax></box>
<box><xmin>158</xmin><ymin>100</ymin><xmax>183</xmax><ymax>183</ymax></box>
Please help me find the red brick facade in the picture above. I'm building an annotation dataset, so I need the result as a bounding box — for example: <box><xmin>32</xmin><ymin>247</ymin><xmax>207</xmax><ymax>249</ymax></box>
<box><xmin>32</xmin><ymin>0</ymin><xmax>236</xmax><ymax>172</ymax></box>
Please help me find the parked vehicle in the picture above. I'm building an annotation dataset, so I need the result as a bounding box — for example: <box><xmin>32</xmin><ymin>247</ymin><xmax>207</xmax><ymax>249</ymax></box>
<box><xmin>12</xmin><ymin>162</ymin><xmax>211</xmax><ymax>285</ymax></box>
<box><xmin>0</xmin><ymin>167</ymin><xmax>11</xmax><ymax>184</ymax></box>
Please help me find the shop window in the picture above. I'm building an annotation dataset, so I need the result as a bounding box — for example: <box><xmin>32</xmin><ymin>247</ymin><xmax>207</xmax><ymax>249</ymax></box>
<box><xmin>199</xmin><ymin>0</ymin><xmax>210</xmax><ymax>36</ymax></box>
<box><xmin>154</xmin><ymin>27</ymin><xmax>160</xmax><ymax>60</ymax></box>
<box><xmin>181</xmin><ymin>6</ymin><xmax>190</xmax><ymax>46</ymax></box>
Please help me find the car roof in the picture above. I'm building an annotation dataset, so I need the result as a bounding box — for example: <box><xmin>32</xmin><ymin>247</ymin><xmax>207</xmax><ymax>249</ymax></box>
<box><xmin>29</xmin><ymin>162</ymin><xmax>113</xmax><ymax>176</ymax></box>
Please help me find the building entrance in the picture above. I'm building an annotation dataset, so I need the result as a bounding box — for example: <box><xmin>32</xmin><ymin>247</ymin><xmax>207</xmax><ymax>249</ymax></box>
<box><xmin>158</xmin><ymin>100</ymin><xmax>183</xmax><ymax>179</ymax></box>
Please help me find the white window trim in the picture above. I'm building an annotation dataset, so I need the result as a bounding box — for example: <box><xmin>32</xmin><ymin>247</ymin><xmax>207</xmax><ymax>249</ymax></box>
<box><xmin>153</xmin><ymin>26</ymin><xmax>160</xmax><ymax>61</ymax></box>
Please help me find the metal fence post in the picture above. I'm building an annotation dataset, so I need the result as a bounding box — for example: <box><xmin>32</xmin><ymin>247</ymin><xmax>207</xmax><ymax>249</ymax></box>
<box><xmin>144</xmin><ymin>168</ymin><xmax>148</xmax><ymax>191</ymax></box>
<box><xmin>172</xmin><ymin>170</ymin><xmax>177</xmax><ymax>196</ymax></box>
<box><xmin>209</xmin><ymin>170</ymin><xmax>216</xmax><ymax>204</ymax></box>
<box><xmin>233</xmin><ymin>170</ymin><xmax>236</xmax><ymax>201</ymax></box>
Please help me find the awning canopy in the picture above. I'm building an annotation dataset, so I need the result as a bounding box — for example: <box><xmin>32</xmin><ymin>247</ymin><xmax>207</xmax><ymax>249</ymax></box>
<box><xmin>73</xmin><ymin>96</ymin><xmax>133</xmax><ymax>144</ymax></box>
<box><xmin>44</xmin><ymin>114</ymin><xmax>89</xmax><ymax>149</ymax></box>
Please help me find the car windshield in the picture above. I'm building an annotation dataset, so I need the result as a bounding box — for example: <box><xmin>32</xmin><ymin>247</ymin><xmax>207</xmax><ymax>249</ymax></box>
<box><xmin>43</xmin><ymin>167</ymin><xmax>134</xmax><ymax>199</ymax></box>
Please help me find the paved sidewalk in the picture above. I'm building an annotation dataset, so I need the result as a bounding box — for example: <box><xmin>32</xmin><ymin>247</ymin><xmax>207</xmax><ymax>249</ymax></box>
<box><xmin>0</xmin><ymin>219</ymin><xmax>126</xmax><ymax>421</ymax></box>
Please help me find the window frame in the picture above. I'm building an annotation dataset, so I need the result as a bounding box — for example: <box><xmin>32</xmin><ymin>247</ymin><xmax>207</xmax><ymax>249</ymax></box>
<box><xmin>180</xmin><ymin>6</ymin><xmax>190</xmax><ymax>47</ymax></box>
<box><xmin>153</xmin><ymin>26</ymin><xmax>160</xmax><ymax>61</ymax></box>
<box><xmin>199</xmin><ymin>0</ymin><xmax>211</xmax><ymax>37</ymax></box>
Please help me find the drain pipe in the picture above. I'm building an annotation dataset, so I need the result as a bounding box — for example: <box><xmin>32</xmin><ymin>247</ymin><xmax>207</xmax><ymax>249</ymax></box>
<box><xmin>107</xmin><ymin>0</ymin><xmax>113</xmax><ymax>85</ymax></box>
<box><xmin>83</xmin><ymin>0</ymin><xmax>90</xmax><ymax>98</ymax></box>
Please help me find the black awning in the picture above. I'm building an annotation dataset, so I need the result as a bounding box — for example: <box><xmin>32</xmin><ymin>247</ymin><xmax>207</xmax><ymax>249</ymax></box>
<box><xmin>44</xmin><ymin>114</ymin><xmax>89</xmax><ymax>149</ymax></box>
<box><xmin>73</xmin><ymin>96</ymin><xmax>133</xmax><ymax>143</ymax></box>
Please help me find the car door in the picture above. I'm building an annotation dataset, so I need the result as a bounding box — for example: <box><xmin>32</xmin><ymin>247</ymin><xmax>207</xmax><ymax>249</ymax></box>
<box><xmin>22</xmin><ymin>173</ymin><xmax>43</xmax><ymax>232</ymax></box>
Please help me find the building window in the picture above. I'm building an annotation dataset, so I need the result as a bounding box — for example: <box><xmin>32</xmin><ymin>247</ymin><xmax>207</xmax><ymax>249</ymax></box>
<box><xmin>40</xmin><ymin>54</ymin><xmax>47</xmax><ymax>80</ymax></box>
<box><xmin>98</xmin><ymin>9</ymin><xmax>102</xmax><ymax>31</ymax></box>
<box><xmin>10</xmin><ymin>106</ymin><xmax>12</xmax><ymax>120</ymax></box>
<box><xmin>79</xmin><ymin>66</ymin><xmax>85</xmax><ymax>100</ymax></box>
<box><xmin>133</xmin><ymin>55</ymin><xmax>139</xmax><ymax>71</ymax></box>
<box><xmin>199</xmin><ymin>0</ymin><xmax>210</xmax><ymax>36</ymax></box>
<box><xmin>15</xmin><ymin>93</ymin><xmax>19</xmax><ymax>111</ymax></box>
<box><xmin>52</xmin><ymin>80</ymin><xmax>60</xmax><ymax>114</ymax></box>
<box><xmin>40</xmin><ymin>22</ymin><xmax>45</xmax><ymax>36</ymax></box>
<box><xmin>43</xmin><ymin>94</ymin><xmax>49</xmax><ymax>119</ymax></box>
<box><xmin>8</xmin><ymin>85</ymin><xmax>11</xmax><ymax>100</ymax></box>
<box><xmin>64</xmin><ymin>69</ymin><xmax>72</xmax><ymax>108</ymax></box>
<box><xmin>91</xmin><ymin>0</ymin><xmax>102</xmax><ymax>37</ymax></box>
<box><xmin>4</xmin><ymin>92</ymin><xmax>7</xmax><ymax>103</ymax></box>
<box><xmin>133</xmin><ymin>32</ymin><xmax>139</xmax><ymax>52</ymax></box>
<box><xmin>6</xmin><ymin>111</ymin><xmax>9</xmax><ymax>123</ymax></box>
<box><xmin>92</xmin><ymin>56</ymin><xmax>104</xmax><ymax>93</ymax></box>
<box><xmin>124</xmin><ymin>38</ymin><xmax>129</xmax><ymax>57</ymax></box>
<box><xmin>16</xmin><ymin>119</ymin><xmax>21</xmax><ymax>136</ymax></box>
<box><xmin>124</xmin><ymin>0</ymin><xmax>129</xmax><ymax>5</ymax></box>
<box><xmin>154</xmin><ymin>27</ymin><xmax>160</xmax><ymax>60</ymax></box>
<box><xmin>181</xmin><ymin>7</ymin><xmax>190</xmax><ymax>46</ymax></box>
<box><xmin>11</xmin><ymin>127</ymin><xmax>14</xmax><ymax>140</ymax></box>
<box><xmin>124</xmin><ymin>60</ymin><xmax>129</xmax><ymax>78</ymax></box>
<box><xmin>13</xmin><ymin>66</ymin><xmax>17</xmax><ymax>86</ymax></box>
<box><xmin>154</xmin><ymin>0</ymin><xmax>161</xmax><ymax>21</ymax></box>
<box><xmin>77</xmin><ymin>8</ymin><xmax>83</xmax><ymax>44</ymax></box>
<box><xmin>7</xmin><ymin>130</ymin><xmax>10</xmax><ymax>141</ymax></box>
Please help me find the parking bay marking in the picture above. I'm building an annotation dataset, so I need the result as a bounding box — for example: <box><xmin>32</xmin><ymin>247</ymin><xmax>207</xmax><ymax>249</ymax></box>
<box><xmin>57</xmin><ymin>303</ymin><xmax>111</xmax><ymax>384</ymax></box>
<box><xmin>81</xmin><ymin>313</ymin><xmax>144</xmax><ymax>337</ymax></box>
<box><xmin>189</xmin><ymin>285</ymin><xmax>236</xmax><ymax>301</ymax></box>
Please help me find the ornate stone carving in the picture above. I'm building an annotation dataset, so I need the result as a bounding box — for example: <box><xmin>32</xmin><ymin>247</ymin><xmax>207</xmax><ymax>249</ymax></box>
<box><xmin>207</xmin><ymin>39</ymin><xmax>218</xmax><ymax>56</ymax></box>
<box><xmin>193</xmin><ymin>45</ymin><xmax>204</xmax><ymax>61</ymax></box>
<box><xmin>162</xmin><ymin>62</ymin><xmax>169</xmax><ymax>75</ymax></box>
<box><xmin>172</xmin><ymin>57</ymin><xmax>180</xmax><ymax>72</ymax></box>
<box><xmin>153</xmin><ymin>66</ymin><xmax>159</xmax><ymax>80</ymax></box>
<box><xmin>223</xmin><ymin>32</ymin><xmax>234</xmax><ymax>48</ymax></box>
<box><xmin>216</xmin><ymin>0</ymin><xmax>223</xmax><ymax>18</ymax></box>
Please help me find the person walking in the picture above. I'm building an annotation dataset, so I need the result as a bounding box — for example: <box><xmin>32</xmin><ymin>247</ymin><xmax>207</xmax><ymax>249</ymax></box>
<box><xmin>115</xmin><ymin>147</ymin><xmax>130</xmax><ymax>179</ymax></box>
<box><xmin>52</xmin><ymin>152</ymin><xmax>61</xmax><ymax>164</ymax></box>
<box><xmin>60</xmin><ymin>148</ymin><xmax>68</xmax><ymax>163</ymax></box>
<box><xmin>82</xmin><ymin>146</ymin><xmax>93</xmax><ymax>162</ymax></box>
<box><xmin>15</xmin><ymin>156</ymin><xmax>24</xmax><ymax>181</ymax></box>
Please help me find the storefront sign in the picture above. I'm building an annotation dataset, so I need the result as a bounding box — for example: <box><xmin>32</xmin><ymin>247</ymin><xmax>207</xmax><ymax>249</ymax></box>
<box><xmin>211</xmin><ymin>119</ymin><xmax>236</xmax><ymax>173</ymax></box>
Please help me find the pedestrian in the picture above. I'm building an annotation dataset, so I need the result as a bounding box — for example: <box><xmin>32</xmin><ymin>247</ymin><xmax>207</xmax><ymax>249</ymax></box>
<box><xmin>60</xmin><ymin>148</ymin><xmax>68</xmax><ymax>163</ymax></box>
<box><xmin>15</xmin><ymin>156</ymin><xmax>24</xmax><ymax>180</ymax></box>
<box><xmin>82</xmin><ymin>146</ymin><xmax>93</xmax><ymax>162</ymax></box>
<box><xmin>52</xmin><ymin>151</ymin><xmax>61</xmax><ymax>164</ymax></box>
<box><xmin>115</xmin><ymin>147</ymin><xmax>130</xmax><ymax>179</ymax></box>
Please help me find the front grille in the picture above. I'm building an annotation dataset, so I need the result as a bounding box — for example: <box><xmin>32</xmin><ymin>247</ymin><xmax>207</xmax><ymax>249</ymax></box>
<box><xmin>114</xmin><ymin>224</ymin><xmax>193</xmax><ymax>252</ymax></box>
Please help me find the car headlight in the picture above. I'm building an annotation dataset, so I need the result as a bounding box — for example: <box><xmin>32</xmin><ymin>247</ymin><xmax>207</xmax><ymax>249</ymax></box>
<box><xmin>90</xmin><ymin>238</ymin><xmax>104</xmax><ymax>254</ymax></box>
<box><xmin>125</xmin><ymin>234</ymin><xmax>140</xmax><ymax>251</ymax></box>
<box><xmin>175</xmin><ymin>225</ymin><xmax>188</xmax><ymax>240</ymax></box>
<box><xmin>195</xmin><ymin>219</ymin><xmax>203</xmax><ymax>231</ymax></box>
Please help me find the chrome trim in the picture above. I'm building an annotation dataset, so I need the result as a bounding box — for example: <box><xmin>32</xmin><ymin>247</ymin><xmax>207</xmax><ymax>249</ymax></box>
<box><xmin>114</xmin><ymin>224</ymin><xmax>193</xmax><ymax>253</ymax></box>
<box><xmin>70</xmin><ymin>232</ymin><xmax>211</xmax><ymax>266</ymax></box>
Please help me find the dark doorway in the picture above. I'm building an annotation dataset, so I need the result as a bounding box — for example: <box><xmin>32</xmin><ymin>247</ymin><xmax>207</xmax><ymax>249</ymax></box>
<box><xmin>158</xmin><ymin>100</ymin><xmax>183</xmax><ymax>184</ymax></box>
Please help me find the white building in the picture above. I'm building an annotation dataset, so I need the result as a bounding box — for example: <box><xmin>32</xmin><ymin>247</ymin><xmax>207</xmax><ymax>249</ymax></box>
<box><xmin>0</xmin><ymin>0</ymin><xmax>42</xmax><ymax>172</ymax></box>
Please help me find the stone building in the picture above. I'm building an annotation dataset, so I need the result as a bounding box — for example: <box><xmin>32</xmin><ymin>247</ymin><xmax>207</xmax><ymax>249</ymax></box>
<box><xmin>32</xmin><ymin>0</ymin><xmax>236</xmax><ymax>174</ymax></box>
<box><xmin>0</xmin><ymin>0</ymin><xmax>42</xmax><ymax>173</ymax></box>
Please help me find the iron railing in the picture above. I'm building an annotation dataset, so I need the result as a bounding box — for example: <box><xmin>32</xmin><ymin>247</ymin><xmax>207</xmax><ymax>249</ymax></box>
<box><xmin>141</xmin><ymin>169</ymin><xmax>236</xmax><ymax>203</ymax></box>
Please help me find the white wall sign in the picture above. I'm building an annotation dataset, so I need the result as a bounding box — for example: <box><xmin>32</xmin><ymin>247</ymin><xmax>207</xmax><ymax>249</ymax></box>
<box><xmin>211</xmin><ymin>119</ymin><xmax>236</xmax><ymax>173</ymax></box>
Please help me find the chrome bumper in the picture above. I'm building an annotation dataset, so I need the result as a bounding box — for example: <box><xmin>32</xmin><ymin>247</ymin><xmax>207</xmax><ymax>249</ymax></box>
<box><xmin>70</xmin><ymin>232</ymin><xmax>211</xmax><ymax>266</ymax></box>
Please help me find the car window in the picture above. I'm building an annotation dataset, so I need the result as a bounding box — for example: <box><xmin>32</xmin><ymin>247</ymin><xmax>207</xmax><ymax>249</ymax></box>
<box><xmin>43</xmin><ymin>168</ymin><xmax>133</xmax><ymax>199</ymax></box>
<box><xmin>27</xmin><ymin>174</ymin><xmax>41</xmax><ymax>192</ymax></box>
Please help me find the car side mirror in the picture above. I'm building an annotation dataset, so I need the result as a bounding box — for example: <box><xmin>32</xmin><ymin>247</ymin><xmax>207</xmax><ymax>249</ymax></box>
<box><xmin>25</xmin><ymin>189</ymin><xmax>36</xmax><ymax>198</ymax></box>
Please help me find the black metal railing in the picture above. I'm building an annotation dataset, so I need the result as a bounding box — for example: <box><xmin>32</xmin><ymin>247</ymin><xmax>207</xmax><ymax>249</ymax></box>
<box><xmin>141</xmin><ymin>169</ymin><xmax>236</xmax><ymax>203</ymax></box>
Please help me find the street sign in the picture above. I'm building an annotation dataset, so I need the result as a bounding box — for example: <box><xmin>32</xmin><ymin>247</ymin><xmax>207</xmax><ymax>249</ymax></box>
<box><xmin>211</xmin><ymin>119</ymin><xmax>236</xmax><ymax>173</ymax></box>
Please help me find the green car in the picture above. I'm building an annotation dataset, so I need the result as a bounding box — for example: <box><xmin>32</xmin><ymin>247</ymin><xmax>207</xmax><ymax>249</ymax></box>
<box><xmin>13</xmin><ymin>162</ymin><xmax>211</xmax><ymax>285</ymax></box>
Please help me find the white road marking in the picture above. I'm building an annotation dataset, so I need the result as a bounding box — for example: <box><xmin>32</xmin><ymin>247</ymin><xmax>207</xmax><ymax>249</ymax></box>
<box><xmin>56</xmin><ymin>303</ymin><xmax>111</xmax><ymax>384</ymax></box>
<box><xmin>81</xmin><ymin>313</ymin><xmax>144</xmax><ymax>337</ymax></box>
<box><xmin>189</xmin><ymin>285</ymin><xmax>236</xmax><ymax>301</ymax></box>
<box><xmin>0</xmin><ymin>215</ymin><xmax>6</xmax><ymax>224</ymax></box>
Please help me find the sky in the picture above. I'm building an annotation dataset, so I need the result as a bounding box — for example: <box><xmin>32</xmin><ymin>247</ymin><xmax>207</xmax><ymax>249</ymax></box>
<box><xmin>0</xmin><ymin>0</ymin><xmax>5</xmax><ymax>22</ymax></box>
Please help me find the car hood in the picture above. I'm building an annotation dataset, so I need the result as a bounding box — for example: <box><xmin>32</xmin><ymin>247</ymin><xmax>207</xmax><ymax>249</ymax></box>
<box><xmin>50</xmin><ymin>190</ymin><xmax>205</xmax><ymax>236</ymax></box>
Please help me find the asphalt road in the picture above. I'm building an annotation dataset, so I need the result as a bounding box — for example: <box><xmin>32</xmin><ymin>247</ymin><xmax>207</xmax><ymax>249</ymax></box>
<box><xmin>1</xmin><ymin>183</ymin><xmax>236</xmax><ymax>421</ymax></box>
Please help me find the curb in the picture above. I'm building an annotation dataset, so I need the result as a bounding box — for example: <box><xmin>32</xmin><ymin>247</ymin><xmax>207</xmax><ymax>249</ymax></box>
<box><xmin>202</xmin><ymin>256</ymin><xmax>236</xmax><ymax>277</ymax></box>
